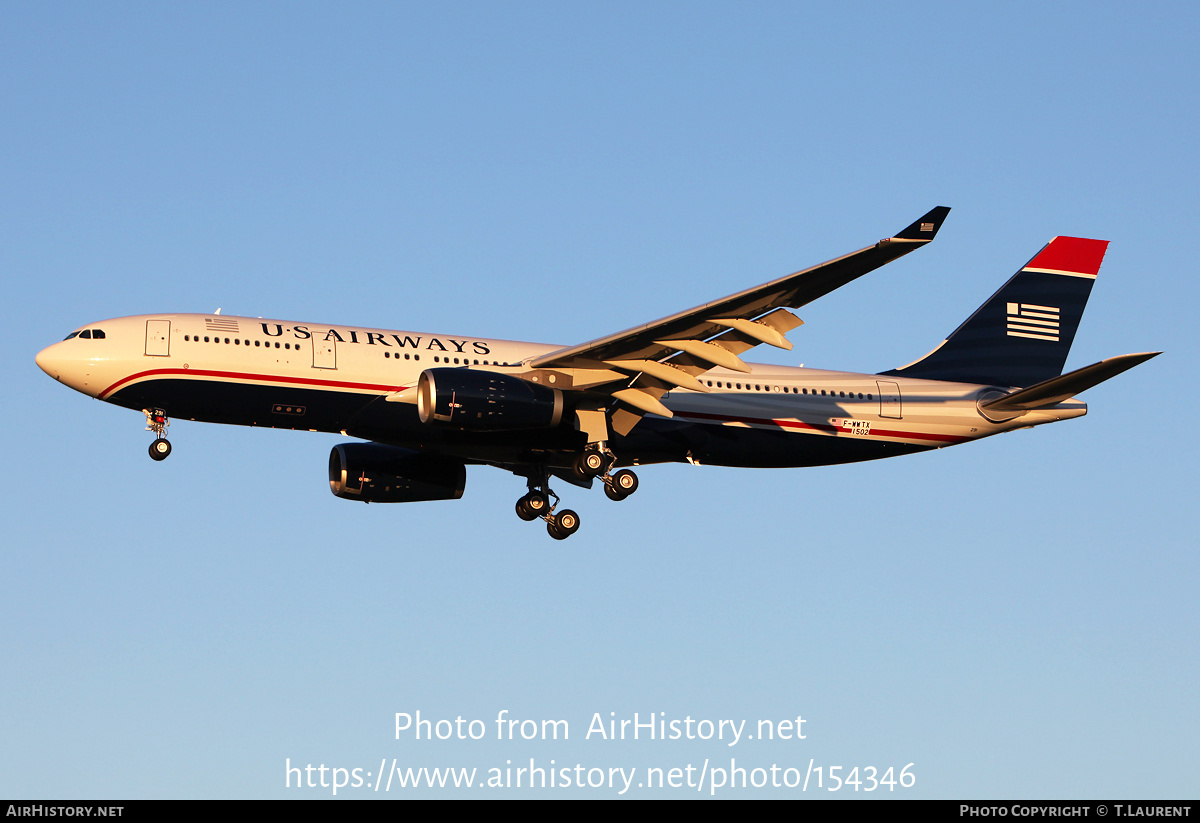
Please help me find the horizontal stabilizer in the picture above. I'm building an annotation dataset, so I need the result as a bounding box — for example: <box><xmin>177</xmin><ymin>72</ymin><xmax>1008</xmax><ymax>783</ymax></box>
<box><xmin>980</xmin><ymin>352</ymin><xmax>1160</xmax><ymax>414</ymax></box>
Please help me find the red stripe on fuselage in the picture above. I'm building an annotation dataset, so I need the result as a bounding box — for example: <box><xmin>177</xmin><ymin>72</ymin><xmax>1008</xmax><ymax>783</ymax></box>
<box><xmin>676</xmin><ymin>409</ymin><xmax>969</xmax><ymax>444</ymax></box>
<box><xmin>99</xmin><ymin>368</ymin><xmax>405</xmax><ymax>400</ymax></box>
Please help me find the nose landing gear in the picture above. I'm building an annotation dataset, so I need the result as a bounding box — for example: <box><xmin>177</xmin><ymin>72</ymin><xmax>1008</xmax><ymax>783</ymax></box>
<box><xmin>144</xmin><ymin>408</ymin><xmax>172</xmax><ymax>461</ymax></box>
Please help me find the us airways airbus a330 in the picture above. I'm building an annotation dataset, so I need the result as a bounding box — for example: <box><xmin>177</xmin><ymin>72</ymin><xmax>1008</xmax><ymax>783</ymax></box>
<box><xmin>36</xmin><ymin>207</ymin><xmax>1158</xmax><ymax>539</ymax></box>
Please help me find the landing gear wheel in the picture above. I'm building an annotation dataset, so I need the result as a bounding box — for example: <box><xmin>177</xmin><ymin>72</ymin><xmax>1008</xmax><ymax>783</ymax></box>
<box><xmin>572</xmin><ymin>450</ymin><xmax>607</xmax><ymax>480</ymax></box>
<box><xmin>515</xmin><ymin>498</ymin><xmax>537</xmax><ymax>521</ymax></box>
<box><xmin>516</xmin><ymin>490</ymin><xmax>550</xmax><ymax>521</ymax></box>
<box><xmin>547</xmin><ymin>509</ymin><xmax>580</xmax><ymax>539</ymax></box>
<box><xmin>149</xmin><ymin>438</ymin><xmax>172</xmax><ymax>461</ymax></box>
<box><xmin>525</xmin><ymin>491</ymin><xmax>549</xmax><ymax>515</ymax></box>
<box><xmin>604</xmin><ymin>469</ymin><xmax>638</xmax><ymax>500</ymax></box>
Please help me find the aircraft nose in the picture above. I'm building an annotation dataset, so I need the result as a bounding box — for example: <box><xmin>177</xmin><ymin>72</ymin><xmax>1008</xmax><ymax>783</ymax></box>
<box><xmin>36</xmin><ymin>339</ymin><xmax>98</xmax><ymax>396</ymax></box>
<box><xmin>35</xmin><ymin>342</ymin><xmax>64</xmax><ymax>379</ymax></box>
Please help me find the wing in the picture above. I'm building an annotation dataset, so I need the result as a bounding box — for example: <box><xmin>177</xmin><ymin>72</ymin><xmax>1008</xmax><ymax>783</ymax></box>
<box><xmin>524</xmin><ymin>207</ymin><xmax>951</xmax><ymax>433</ymax></box>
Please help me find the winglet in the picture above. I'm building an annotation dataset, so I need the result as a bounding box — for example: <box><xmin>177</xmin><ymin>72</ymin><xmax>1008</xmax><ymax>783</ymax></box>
<box><xmin>891</xmin><ymin>206</ymin><xmax>951</xmax><ymax>243</ymax></box>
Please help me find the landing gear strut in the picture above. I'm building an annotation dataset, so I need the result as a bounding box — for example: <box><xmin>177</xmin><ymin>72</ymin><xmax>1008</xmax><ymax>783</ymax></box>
<box><xmin>144</xmin><ymin>408</ymin><xmax>172</xmax><ymax>461</ymax></box>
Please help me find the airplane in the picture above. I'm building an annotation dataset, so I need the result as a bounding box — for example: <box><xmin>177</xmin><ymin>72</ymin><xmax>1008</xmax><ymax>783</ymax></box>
<box><xmin>35</xmin><ymin>207</ymin><xmax>1159</xmax><ymax>539</ymax></box>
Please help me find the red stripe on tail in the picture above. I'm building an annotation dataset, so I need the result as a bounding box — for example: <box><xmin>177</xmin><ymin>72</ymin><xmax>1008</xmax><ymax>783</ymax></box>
<box><xmin>1026</xmin><ymin>236</ymin><xmax>1108</xmax><ymax>275</ymax></box>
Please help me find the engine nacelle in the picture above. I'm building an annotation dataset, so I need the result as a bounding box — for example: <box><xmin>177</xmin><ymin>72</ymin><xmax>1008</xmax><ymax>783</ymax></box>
<box><xmin>328</xmin><ymin>443</ymin><xmax>466</xmax><ymax>503</ymax></box>
<box><xmin>417</xmin><ymin>368</ymin><xmax>564</xmax><ymax>431</ymax></box>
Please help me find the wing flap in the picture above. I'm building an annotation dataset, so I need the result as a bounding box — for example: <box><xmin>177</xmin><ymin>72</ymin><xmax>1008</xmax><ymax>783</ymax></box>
<box><xmin>604</xmin><ymin>358</ymin><xmax>710</xmax><ymax>392</ymax></box>
<box><xmin>709</xmin><ymin>311</ymin><xmax>802</xmax><ymax>350</ymax></box>
<box><xmin>612</xmin><ymin>388</ymin><xmax>673</xmax><ymax>418</ymax></box>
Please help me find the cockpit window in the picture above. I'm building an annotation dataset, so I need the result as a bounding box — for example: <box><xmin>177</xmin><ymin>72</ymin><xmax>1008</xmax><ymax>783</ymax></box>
<box><xmin>79</xmin><ymin>330</ymin><xmax>92</xmax><ymax>339</ymax></box>
<box><xmin>63</xmin><ymin>331</ymin><xmax>80</xmax><ymax>340</ymax></box>
<box><xmin>92</xmin><ymin>329</ymin><xmax>106</xmax><ymax>339</ymax></box>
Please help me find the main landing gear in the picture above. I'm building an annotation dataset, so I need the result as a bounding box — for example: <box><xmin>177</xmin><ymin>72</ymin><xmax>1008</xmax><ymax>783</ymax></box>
<box><xmin>571</xmin><ymin>442</ymin><xmax>637</xmax><ymax>502</ymax></box>
<box><xmin>514</xmin><ymin>457</ymin><xmax>639</xmax><ymax>540</ymax></box>
<box><xmin>515</xmin><ymin>483</ymin><xmax>580</xmax><ymax>540</ymax></box>
<box><xmin>144</xmin><ymin>408</ymin><xmax>172</xmax><ymax>461</ymax></box>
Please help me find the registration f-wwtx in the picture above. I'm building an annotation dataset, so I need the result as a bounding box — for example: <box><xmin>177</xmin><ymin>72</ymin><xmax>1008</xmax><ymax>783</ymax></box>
<box><xmin>36</xmin><ymin>208</ymin><xmax>1158</xmax><ymax>539</ymax></box>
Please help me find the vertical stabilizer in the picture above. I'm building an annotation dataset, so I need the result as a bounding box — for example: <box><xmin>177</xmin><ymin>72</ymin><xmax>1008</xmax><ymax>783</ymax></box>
<box><xmin>883</xmin><ymin>236</ymin><xmax>1107</xmax><ymax>387</ymax></box>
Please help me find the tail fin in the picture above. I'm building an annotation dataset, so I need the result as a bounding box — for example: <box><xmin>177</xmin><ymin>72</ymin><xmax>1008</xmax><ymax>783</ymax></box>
<box><xmin>882</xmin><ymin>236</ymin><xmax>1108</xmax><ymax>387</ymax></box>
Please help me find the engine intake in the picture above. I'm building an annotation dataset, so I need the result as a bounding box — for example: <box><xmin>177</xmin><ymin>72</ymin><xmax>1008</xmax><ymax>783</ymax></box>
<box><xmin>329</xmin><ymin>443</ymin><xmax>465</xmax><ymax>503</ymax></box>
<box><xmin>417</xmin><ymin>368</ymin><xmax>564</xmax><ymax>431</ymax></box>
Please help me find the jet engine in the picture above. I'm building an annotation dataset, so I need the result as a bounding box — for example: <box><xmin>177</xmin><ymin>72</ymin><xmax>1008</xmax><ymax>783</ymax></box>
<box><xmin>328</xmin><ymin>443</ymin><xmax>466</xmax><ymax>503</ymax></box>
<box><xmin>417</xmin><ymin>368</ymin><xmax>564</xmax><ymax>431</ymax></box>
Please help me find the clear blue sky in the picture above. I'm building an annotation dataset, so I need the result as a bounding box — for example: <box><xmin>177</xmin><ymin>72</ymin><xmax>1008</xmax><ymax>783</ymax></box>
<box><xmin>3</xmin><ymin>2</ymin><xmax>1196</xmax><ymax>798</ymax></box>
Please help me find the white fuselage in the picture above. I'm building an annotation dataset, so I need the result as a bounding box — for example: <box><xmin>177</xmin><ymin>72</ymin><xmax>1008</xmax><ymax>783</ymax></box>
<box><xmin>36</xmin><ymin>313</ymin><xmax>1087</xmax><ymax>469</ymax></box>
